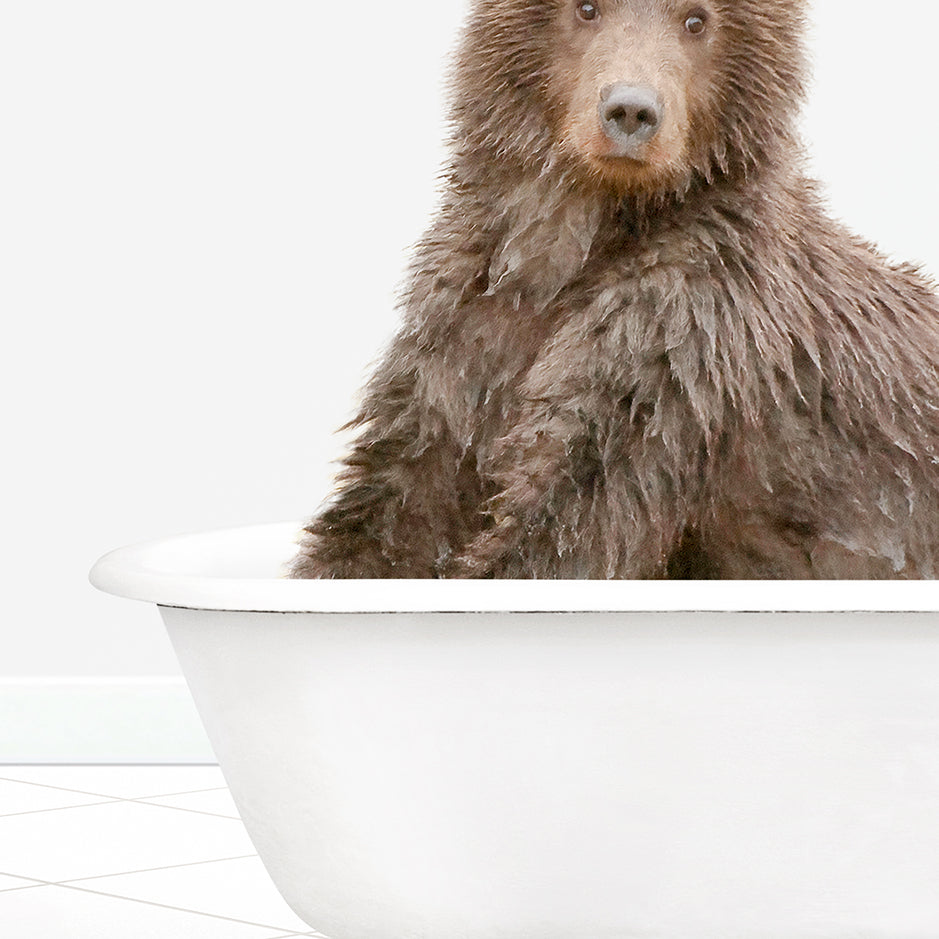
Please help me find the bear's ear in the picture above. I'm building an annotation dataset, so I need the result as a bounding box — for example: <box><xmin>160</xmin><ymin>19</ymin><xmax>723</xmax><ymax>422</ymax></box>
<box><xmin>704</xmin><ymin>0</ymin><xmax>809</xmax><ymax>175</ymax></box>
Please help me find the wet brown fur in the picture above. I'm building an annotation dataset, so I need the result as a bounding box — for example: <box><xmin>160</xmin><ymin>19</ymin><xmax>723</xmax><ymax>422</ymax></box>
<box><xmin>291</xmin><ymin>0</ymin><xmax>939</xmax><ymax>579</ymax></box>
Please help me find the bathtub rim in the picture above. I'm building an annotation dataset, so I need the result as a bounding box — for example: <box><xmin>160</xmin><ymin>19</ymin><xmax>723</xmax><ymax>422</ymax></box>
<box><xmin>87</xmin><ymin>520</ymin><xmax>939</xmax><ymax>613</ymax></box>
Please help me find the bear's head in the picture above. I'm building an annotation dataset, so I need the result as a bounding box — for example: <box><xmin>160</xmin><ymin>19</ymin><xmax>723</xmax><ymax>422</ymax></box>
<box><xmin>451</xmin><ymin>0</ymin><xmax>808</xmax><ymax>196</ymax></box>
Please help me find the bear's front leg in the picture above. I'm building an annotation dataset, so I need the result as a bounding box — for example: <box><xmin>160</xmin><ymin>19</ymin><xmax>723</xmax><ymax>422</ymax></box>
<box><xmin>290</xmin><ymin>367</ymin><xmax>486</xmax><ymax>579</ymax></box>
<box><xmin>447</xmin><ymin>399</ymin><xmax>685</xmax><ymax>579</ymax></box>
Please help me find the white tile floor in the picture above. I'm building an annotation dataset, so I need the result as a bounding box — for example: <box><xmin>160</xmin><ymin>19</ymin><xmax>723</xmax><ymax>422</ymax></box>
<box><xmin>0</xmin><ymin>765</ymin><xmax>328</xmax><ymax>937</ymax></box>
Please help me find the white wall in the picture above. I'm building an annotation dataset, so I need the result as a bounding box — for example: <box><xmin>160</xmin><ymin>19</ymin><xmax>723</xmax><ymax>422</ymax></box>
<box><xmin>802</xmin><ymin>0</ymin><xmax>939</xmax><ymax>269</ymax></box>
<box><xmin>2</xmin><ymin>1</ymin><xmax>937</xmax><ymax>695</ymax></box>
<box><xmin>2</xmin><ymin>0</ymin><xmax>468</xmax><ymax>687</ymax></box>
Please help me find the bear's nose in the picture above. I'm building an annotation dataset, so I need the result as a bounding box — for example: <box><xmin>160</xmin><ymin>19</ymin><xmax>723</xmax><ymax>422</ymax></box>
<box><xmin>599</xmin><ymin>84</ymin><xmax>664</xmax><ymax>153</ymax></box>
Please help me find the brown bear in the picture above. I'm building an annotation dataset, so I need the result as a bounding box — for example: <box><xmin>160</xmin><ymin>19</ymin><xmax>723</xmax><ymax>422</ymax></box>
<box><xmin>290</xmin><ymin>0</ymin><xmax>939</xmax><ymax>579</ymax></box>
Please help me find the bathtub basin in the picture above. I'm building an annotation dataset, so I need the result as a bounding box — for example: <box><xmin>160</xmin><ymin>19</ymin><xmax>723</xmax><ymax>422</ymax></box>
<box><xmin>90</xmin><ymin>522</ymin><xmax>939</xmax><ymax>939</ymax></box>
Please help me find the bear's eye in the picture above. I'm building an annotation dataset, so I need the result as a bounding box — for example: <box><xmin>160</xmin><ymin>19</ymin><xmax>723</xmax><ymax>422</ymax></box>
<box><xmin>575</xmin><ymin>1</ymin><xmax>600</xmax><ymax>22</ymax></box>
<box><xmin>684</xmin><ymin>10</ymin><xmax>707</xmax><ymax>35</ymax></box>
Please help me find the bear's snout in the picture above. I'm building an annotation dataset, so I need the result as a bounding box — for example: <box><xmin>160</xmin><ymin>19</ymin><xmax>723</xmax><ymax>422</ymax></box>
<box><xmin>599</xmin><ymin>83</ymin><xmax>664</xmax><ymax>156</ymax></box>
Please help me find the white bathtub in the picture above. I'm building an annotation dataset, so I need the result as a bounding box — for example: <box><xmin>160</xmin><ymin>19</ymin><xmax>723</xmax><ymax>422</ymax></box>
<box><xmin>90</xmin><ymin>522</ymin><xmax>939</xmax><ymax>939</ymax></box>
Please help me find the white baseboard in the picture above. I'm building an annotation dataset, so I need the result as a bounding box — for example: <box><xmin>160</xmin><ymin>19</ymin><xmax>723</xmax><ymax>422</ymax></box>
<box><xmin>0</xmin><ymin>678</ymin><xmax>216</xmax><ymax>764</ymax></box>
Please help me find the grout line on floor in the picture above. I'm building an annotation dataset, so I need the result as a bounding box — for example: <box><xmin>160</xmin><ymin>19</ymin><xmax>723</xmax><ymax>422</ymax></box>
<box><xmin>50</xmin><ymin>853</ymin><xmax>260</xmax><ymax>886</ymax></box>
<box><xmin>0</xmin><ymin>797</ymin><xmax>239</xmax><ymax>821</ymax></box>
<box><xmin>0</xmin><ymin>776</ymin><xmax>231</xmax><ymax>821</ymax></box>
<box><xmin>57</xmin><ymin>881</ymin><xmax>301</xmax><ymax>933</ymax></box>
<box><xmin>129</xmin><ymin>798</ymin><xmax>241</xmax><ymax>820</ymax></box>
<box><xmin>0</xmin><ymin>876</ymin><xmax>325</xmax><ymax>936</ymax></box>
<box><xmin>0</xmin><ymin>882</ymin><xmax>50</xmax><ymax>893</ymax></box>
<box><xmin>129</xmin><ymin>786</ymin><xmax>228</xmax><ymax>799</ymax></box>
<box><xmin>0</xmin><ymin>799</ymin><xmax>122</xmax><ymax>818</ymax></box>
<box><xmin>0</xmin><ymin>870</ymin><xmax>53</xmax><ymax>893</ymax></box>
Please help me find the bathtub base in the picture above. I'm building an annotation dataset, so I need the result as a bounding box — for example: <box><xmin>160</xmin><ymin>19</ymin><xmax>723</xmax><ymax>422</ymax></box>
<box><xmin>161</xmin><ymin>607</ymin><xmax>939</xmax><ymax>939</ymax></box>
